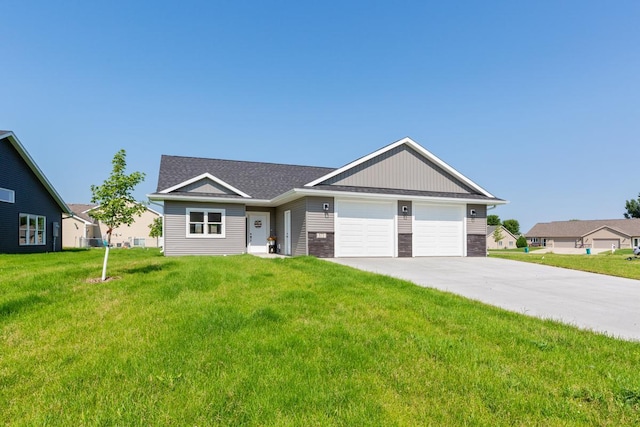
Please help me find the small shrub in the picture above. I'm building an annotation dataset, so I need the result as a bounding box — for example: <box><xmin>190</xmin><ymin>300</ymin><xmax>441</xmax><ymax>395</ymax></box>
<box><xmin>516</xmin><ymin>236</ymin><xmax>528</xmax><ymax>248</ymax></box>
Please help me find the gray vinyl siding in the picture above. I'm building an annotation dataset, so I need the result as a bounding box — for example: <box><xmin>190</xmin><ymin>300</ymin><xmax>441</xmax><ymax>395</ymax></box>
<box><xmin>0</xmin><ymin>138</ymin><xmax>63</xmax><ymax>253</ymax></box>
<box><xmin>306</xmin><ymin>196</ymin><xmax>334</xmax><ymax>232</ymax></box>
<box><xmin>397</xmin><ymin>200</ymin><xmax>412</xmax><ymax>234</ymax></box>
<box><xmin>323</xmin><ymin>145</ymin><xmax>475</xmax><ymax>194</ymax></box>
<box><xmin>466</xmin><ymin>204</ymin><xmax>487</xmax><ymax>235</ymax></box>
<box><xmin>276</xmin><ymin>198</ymin><xmax>307</xmax><ymax>256</ymax></box>
<box><xmin>182</xmin><ymin>178</ymin><xmax>235</xmax><ymax>195</ymax></box>
<box><xmin>163</xmin><ymin>201</ymin><xmax>246</xmax><ymax>256</ymax></box>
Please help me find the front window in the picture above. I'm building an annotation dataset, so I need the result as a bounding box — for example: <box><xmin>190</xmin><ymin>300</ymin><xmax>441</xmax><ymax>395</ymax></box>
<box><xmin>186</xmin><ymin>208</ymin><xmax>225</xmax><ymax>238</ymax></box>
<box><xmin>19</xmin><ymin>214</ymin><xmax>46</xmax><ymax>245</ymax></box>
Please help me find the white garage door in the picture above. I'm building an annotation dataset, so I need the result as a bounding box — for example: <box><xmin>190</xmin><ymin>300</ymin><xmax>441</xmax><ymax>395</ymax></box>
<box><xmin>414</xmin><ymin>204</ymin><xmax>464</xmax><ymax>256</ymax></box>
<box><xmin>335</xmin><ymin>199</ymin><xmax>395</xmax><ymax>257</ymax></box>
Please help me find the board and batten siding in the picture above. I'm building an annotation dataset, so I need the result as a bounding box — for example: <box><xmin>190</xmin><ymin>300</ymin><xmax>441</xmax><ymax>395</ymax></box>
<box><xmin>322</xmin><ymin>145</ymin><xmax>475</xmax><ymax>194</ymax></box>
<box><xmin>163</xmin><ymin>201</ymin><xmax>246</xmax><ymax>256</ymax></box>
<box><xmin>182</xmin><ymin>178</ymin><xmax>235</xmax><ymax>195</ymax></box>
<box><xmin>276</xmin><ymin>198</ymin><xmax>307</xmax><ymax>256</ymax></box>
<box><xmin>466</xmin><ymin>204</ymin><xmax>487</xmax><ymax>235</ymax></box>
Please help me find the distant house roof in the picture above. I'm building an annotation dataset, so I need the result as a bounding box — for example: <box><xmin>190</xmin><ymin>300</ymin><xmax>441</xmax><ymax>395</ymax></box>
<box><xmin>0</xmin><ymin>130</ymin><xmax>71</xmax><ymax>214</ymax></box>
<box><xmin>526</xmin><ymin>219</ymin><xmax>640</xmax><ymax>238</ymax></box>
<box><xmin>66</xmin><ymin>203</ymin><xmax>98</xmax><ymax>223</ymax></box>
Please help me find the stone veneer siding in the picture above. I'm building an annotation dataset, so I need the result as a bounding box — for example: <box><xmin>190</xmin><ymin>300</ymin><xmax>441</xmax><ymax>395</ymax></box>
<box><xmin>308</xmin><ymin>232</ymin><xmax>334</xmax><ymax>258</ymax></box>
<box><xmin>398</xmin><ymin>233</ymin><xmax>412</xmax><ymax>257</ymax></box>
<box><xmin>467</xmin><ymin>234</ymin><xmax>486</xmax><ymax>257</ymax></box>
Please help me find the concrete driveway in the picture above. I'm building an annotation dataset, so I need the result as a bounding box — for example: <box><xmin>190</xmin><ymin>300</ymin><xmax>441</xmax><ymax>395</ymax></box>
<box><xmin>326</xmin><ymin>257</ymin><xmax>640</xmax><ymax>342</ymax></box>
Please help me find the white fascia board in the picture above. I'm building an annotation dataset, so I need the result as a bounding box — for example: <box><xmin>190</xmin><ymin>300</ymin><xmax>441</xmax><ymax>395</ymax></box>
<box><xmin>148</xmin><ymin>193</ymin><xmax>270</xmax><ymax>206</ymax></box>
<box><xmin>304</xmin><ymin>136</ymin><xmax>496</xmax><ymax>198</ymax></box>
<box><xmin>287</xmin><ymin>188</ymin><xmax>508</xmax><ymax>206</ymax></box>
<box><xmin>159</xmin><ymin>173</ymin><xmax>251</xmax><ymax>198</ymax></box>
<box><xmin>64</xmin><ymin>214</ymin><xmax>93</xmax><ymax>226</ymax></box>
<box><xmin>2</xmin><ymin>132</ymin><xmax>72</xmax><ymax>214</ymax></box>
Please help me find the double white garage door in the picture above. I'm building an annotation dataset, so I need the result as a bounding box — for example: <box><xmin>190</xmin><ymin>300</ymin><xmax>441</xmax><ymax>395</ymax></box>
<box><xmin>335</xmin><ymin>200</ymin><xmax>464</xmax><ymax>257</ymax></box>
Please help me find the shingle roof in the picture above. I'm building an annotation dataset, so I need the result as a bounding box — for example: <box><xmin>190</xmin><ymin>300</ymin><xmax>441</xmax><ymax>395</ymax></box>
<box><xmin>67</xmin><ymin>203</ymin><xmax>98</xmax><ymax>223</ymax></box>
<box><xmin>156</xmin><ymin>155</ymin><xmax>335</xmax><ymax>200</ymax></box>
<box><xmin>526</xmin><ymin>219</ymin><xmax>640</xmax><ymax>238</ymax></box>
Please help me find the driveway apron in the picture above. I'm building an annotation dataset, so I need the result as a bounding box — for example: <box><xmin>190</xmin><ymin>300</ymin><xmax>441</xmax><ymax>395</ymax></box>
<box><xmin>326</xmin><ymin>257</ymin><xmax>640</xmax><ymax>342</ymax></box>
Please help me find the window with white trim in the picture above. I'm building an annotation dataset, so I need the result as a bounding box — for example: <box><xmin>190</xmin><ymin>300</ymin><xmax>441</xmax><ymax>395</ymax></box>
<box><xmin>19</xmin><ymin>214</ymin><xmax>46</xmax><ymax>245</ymax></box>
<box><xmin>186</xmin><ymin>208</ymin><xmax>225</xmax><ymax>238</ymax></box>
<box><xmin>0</xmin><ymin>187</ymin><xmax>15</xmax><ymax>203</ymax></box>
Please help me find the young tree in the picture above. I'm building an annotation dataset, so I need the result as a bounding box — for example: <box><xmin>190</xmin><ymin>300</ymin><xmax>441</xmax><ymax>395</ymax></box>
<box><xmin>149</xmin><ymin>216</ymin><xmax>163</xmax><ymax>238</ymax></box>
<box><xmin>624</xmin><ymin>194</ymin><xmax>640</xmax><ymax>218</ymax></box>
<box><xmin>90</xmin><ymin>149</ymin><xmax>146</xmax><ymax>280</ymax></box>
<box><xmin>487</xmin><ymin>214</ymin><xmax>501</xmax><ymax>226</ymax></box>
<box><xmin>492</xmin><ymin>226</ymin><xmax>505</xmax><ymax>247</ymax></box>
<box><xmin>502</xmin><ymin>219</ymin><xmax>520</xmax><ymax>235</ymax></box>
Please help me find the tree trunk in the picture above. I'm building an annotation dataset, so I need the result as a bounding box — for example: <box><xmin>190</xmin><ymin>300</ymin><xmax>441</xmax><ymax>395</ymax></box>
<box><xmin>101</xmin><ymin>229</ymin><xmax>112</xmax><ymax>281</ymax></box>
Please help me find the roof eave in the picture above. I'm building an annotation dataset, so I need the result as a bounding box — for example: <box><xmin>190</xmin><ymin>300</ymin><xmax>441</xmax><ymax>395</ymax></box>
<box><xmin>1</xmin><ymin>131</ymin><xmax>71</xmax><ymax>214</ymax></box>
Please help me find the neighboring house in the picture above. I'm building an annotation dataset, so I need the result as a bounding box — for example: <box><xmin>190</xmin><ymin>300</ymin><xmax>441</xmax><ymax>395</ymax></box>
<box><xmin>487</xmin><ymin>225</ymin><xmax>519</xmax><ymax>250</ymax></box>
<box><xmin>62</xmin><ymin>203</ymin><xmax>162</xmax><ymax>248</ymax></box>
<box><xmin>149</xmin><ymin>137</ymin><xmax>506</xmax><ymax>258</ymax></box>
<box><xmin>0</xmin><ymin>130</ymin><xmax>71</xmax><ymax>253</ymax></box>
<box><xmin>525</xmin><ymin>219</ymin><xmax>640</xmax><ymax>250</ymax></box>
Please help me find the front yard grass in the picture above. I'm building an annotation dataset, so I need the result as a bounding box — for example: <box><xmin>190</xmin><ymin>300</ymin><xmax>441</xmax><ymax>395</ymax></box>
<box><xmin>490</xmin><ymin>249</ymin><xmax>640</xmax><ymax>280</ymax></box>
<box><xmin>1</xmin><ymin>249</ymin><xmax>639</xmax><ymax>425</ymax></box>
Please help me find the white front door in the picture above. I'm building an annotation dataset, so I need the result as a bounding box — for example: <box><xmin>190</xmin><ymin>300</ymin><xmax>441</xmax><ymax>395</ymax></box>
<box><xmin>284</xmin><ymin>210</ymin><xmax>291</xmax><ymax>256</ymax></box>
<box><xmin>248</xmin><ymin>212</ymin><xmax>269</xmax><ymax>253</ymax></box>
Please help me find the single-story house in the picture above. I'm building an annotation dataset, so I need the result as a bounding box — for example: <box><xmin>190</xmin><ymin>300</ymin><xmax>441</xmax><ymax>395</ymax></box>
<box><xmin>487</xmin><ymin>225</ymin><xmax>519</xmax><ymax>250</ymax></box>
<box><xmin>0</xmin><ymin>130</ymin><xmax>71</xmax><ymax>253</ymax></box>
<box><xmin>63</xmin><ymin>203</ymin><xmax>162</xmax><ymax>248</ymax></box>
<box><xmin>148</xmin><ymin>137</ymin><xmax>507</xmax><ymax>257</ymax></box>
<box><xmin>525</xmin><ymin>219</ymin><xmax>640</xmax><ymax>250</ymax></box>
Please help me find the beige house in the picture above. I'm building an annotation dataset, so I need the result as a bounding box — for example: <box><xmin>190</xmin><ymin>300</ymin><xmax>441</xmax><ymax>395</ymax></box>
<box><xmin>525</xmin><ymin>219</ymin><xmax>640</xmax><ymax>250</ymax></box>
<box><xmin>487</xmin><ymin>225</ymin><xmax>519</xmax><ymax>250</ymax></box>
<box><xmin>63</xmin><ymin>203</ymin><xmax>162</xmax><ymax>248</ymax></box>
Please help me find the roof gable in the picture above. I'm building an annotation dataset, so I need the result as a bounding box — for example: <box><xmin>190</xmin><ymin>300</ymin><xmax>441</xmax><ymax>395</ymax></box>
<box><xmin>160</xmin><ymin>173</ymin><xmax>251</xmax><ymax>198</ymax></box>
<box><xmin>305</xmin><ymin>137</ymin><xmax>495</xmax><ymax>198</ymax></box>
<box><xmin>0</xmin><ymin>131</ymin><xmax>70</xmax><ymax>214</ymax></box>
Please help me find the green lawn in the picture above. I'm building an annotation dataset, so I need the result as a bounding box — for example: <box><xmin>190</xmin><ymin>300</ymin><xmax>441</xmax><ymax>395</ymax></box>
<box><xmin>489</xmin><ymin>249</ymin><xmax>640</xmax><ymax>280</ymax></box>
<box><xmin>1</xmin><ymin>249</ymin><xmax>639</xmax><ymax>425</ymax></box>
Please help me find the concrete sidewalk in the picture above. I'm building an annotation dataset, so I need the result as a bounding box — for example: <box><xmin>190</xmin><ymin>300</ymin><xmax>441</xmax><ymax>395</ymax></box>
<box><xmin>326</xmin><ymin>257</ymin><xmax>640</xmax><ymax>342</ymax></box>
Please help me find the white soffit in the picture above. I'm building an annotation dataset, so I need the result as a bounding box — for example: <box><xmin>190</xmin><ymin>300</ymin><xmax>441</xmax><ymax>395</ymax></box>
<box><xmin>304</xmin><ymin>137</ymin><xmax>496</xmax><ymax>198</ymax></box>
<box><xmin>159</xmin><ymin>173</ymin><xmax>251</xmax><ymax>198</ymax></box>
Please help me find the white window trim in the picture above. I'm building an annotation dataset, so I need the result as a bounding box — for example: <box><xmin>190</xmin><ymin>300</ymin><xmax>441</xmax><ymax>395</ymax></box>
<box><xmin>186</xmin><ymin>208</ymin><xmax>226</xmax><ymax>238</ymax></box>
<box><xmin>0</xmin><ymin>187</ymin><xmax>15</xmax><ymax>203</ymax></box>
<box><xmin>19</xmin><ymin>213</ymin><xmax>46</xmax><ymax>246</ymax></box>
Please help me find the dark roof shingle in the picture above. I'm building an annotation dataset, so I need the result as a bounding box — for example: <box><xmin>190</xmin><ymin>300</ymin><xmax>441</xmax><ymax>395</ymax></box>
<box><xmin>156</xmin><ymin>155</ymin><xmax>334</xmax><ymax>200</ymax></box>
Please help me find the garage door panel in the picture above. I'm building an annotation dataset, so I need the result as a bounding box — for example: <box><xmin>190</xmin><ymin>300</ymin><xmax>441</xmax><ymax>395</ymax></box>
<box><xmin>336</xmin><ymin>200</ymin><xmax>394</xmax><ymax>257</ymax></box>
<box><xmin>414</xmin><ymin>204</ymin><xmax>464</xmax><ymax>257</ymax></box>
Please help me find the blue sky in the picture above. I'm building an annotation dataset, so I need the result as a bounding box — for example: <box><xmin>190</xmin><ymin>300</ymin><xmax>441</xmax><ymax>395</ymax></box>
<box><xmin>2</xmin><ymin>1</ymin><xmax>638</xmax><ymax>232</ymax></box>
